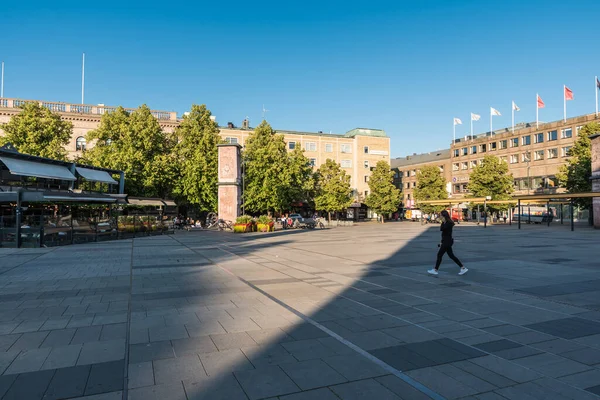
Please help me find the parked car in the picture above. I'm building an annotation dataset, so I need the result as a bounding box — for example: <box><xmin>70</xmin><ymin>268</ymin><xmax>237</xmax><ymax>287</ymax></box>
<box><xmin>288</xmin><ymin>213</ymin><xmax>304</xmax><ymax>223</ymax></box>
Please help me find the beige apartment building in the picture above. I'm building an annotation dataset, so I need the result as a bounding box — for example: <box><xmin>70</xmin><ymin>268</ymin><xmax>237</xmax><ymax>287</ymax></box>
<box><xmin>392</xmin><ymin>113</ymin><xmax>599</xmax><ymax>207</ymax></box>
<box><xmin>0</xmin><ymin>98</ymin><xmax>390</xmax><ymax>202</ymax></box>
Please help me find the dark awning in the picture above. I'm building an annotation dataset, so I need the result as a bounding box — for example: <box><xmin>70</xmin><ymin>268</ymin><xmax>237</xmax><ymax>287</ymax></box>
<box><xmin>76</xmin><ymin>167</ymin><xmax>118</xmax><ymax>184</ymax></box>
<box><xmin>127</xmin><ymin>197</ymin><xmax>165</xmax><ymax>206</ymax></box>
<box><xmin>21</xmin><ymin>191</ymin><xmax>117</xmax><ymax>203</ymax></box>
<box><xmin>0</xmin><ymin>156</ymin><xmax>76</xmax><ymax>181</ymax></box>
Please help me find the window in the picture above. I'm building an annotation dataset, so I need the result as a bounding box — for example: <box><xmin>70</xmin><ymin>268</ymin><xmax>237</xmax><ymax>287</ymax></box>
<box><xmin>479</xmin><ymin>144</ymin><xmax>487</xmax><ymax>153</ymax></box>
<box><xmin>562</xmin><ymin>146</ymin><xmax>572</xmax><ymax>157</ymax></box>
<box><xmin>363</xmin><ymin>146</ymin><xmax>369</xmax><ymax>154</ymax></box>
<box><xmin>561</xmin><ymin>128</ymin><xmax>572</xmax><ymax>139</ymax></box>
<box><xmin>462</xmin><ymin>184</ymin><xmax>468</xmax><ymax>192</ymax></box>
<box><xmin>471</xmin><ymin>146</ymin><xmax>477</xmax><ymax>154</ymax></box>
<box><xmin>406</xmin><ymin>183</ymin><xmax>410</xmax><ymax>189</ymax></box>
<box><xmin>511</xmin><ymin>138</ymin><xmax>519</xmax><ymax>148</ymax></box>
<box><xmin>305</xmin><ymin>142</ymin><xmax>317</xmax><ymax>151</ymax></box>
<box><xmin>547</xmin><ymin>130</ymin><xmax>557</xmax><ymax>141</ymax></box>
<box><xmin>341</xmin><ymin>144</ymin><xmax>352</xmax><ymax>153</ymax></box>
<box><xmin>76</xmin><ymin>136</ymin><xmax>86</xmax><ymax>151</ymax></box>
<box><xmin>325</xmin><ymin>143</ymin><xmax>333</xmax><ymax>152</ymax></box>
<box><xmin>364</xmin><ymin>161</ymin><xmax>369</xmax><ymax>168</ymax></box>
<box><xmin>510</xmin><ymin>155</ymin><xmax>519</xmax><ymax>164</ymax></box>
<box><xmin>522</xmin><ymin>135</ymin><xmax>531</xmax><ymax>145</ymax></box>
<box><xmin>499</xmin><ymin>140</ymin><xmax>507</xmax><ymax>149</ymax></box>
<box><xmin>534</xmin><ymin>133</ymin><xmax>544</xmax><ymax>144</ymax></box>
<box><xmin>534</xmin><ymin>150</ymin><xmax>544</xmax><ymax>161</ymax></box>
<box><xmin>364</xmin><ymin>176</ymin><xmax>369</xmax><ymax>182</ymax></box>
<box><xmin>288</xmin><ymin>141</ymin><xmax>296</xmax><ymax>150</ymax></box>
<box><xmin>500</xmin><ymin>156</ymin><xmax>508</xmax><ymax>163</ymax></box>
<box><xmin>439</xmin><ymin>165</ymin><xmax>444</xmax><ymax>172</ymax></box>
<box><xmin>453</xmin><ymin>149</ymin><xmax>459</xmax><ymax>157</ymax></box>
<box><xmin>548</xmin><ymin>148</ymin><xmax>558</xmax><ymax>159</ymax></box>
<box><xmin>454</xmin><ymin>184</ymin><xmax>460</xmax><ymax>193</ymax></box>
<box><xmin>490</xmin><ymin>142</ymin><xmax>497</xmax><ymax>151</ymax></box>
<box><xmin>405</xmin><ymin>171</ymin><xmax>410</xmax><ymax>177</ymax></box>
<box><xmin>341</xmin><ymin>159</ymin><xmax>352</xmax><ymax>168</ymax></box>
<box><xmin>364</xmin><ymin>190</ymin><xmax>368</xmax><ymax>197</ymax></box>
<box><xmin>412</xmin><ymin>181</ymin><xmax>416</xmax><ymax>187</ymax></box>
<box><xmin>453</xmin><ymin>163</ymin><xmax>460</xmax><ymax>171</ymax></box>
<box><xmin>470</xmin><ymin>160</ymin><xmax>477</xmax><ymax>168</ymax></box>
<box><xmin>411</xmin><ymin>170</ymin><xmax>416</xmax><ymax>176</ymax></box>
<box><xmin>461</xmin><ymin>162</ymin><xmax>468</xmax><ymax>170</ymax></box>
<box><xmin>576</xmin><ymin>125</ymin><xmax>583</xmax><ymax>135</ymax></box>
<box><xmin>225</xmin><ymin>137</ymin><xmax>238</xmax><ymax>144</ymax></box>
<box><xmin>309</xmin><ymin>158</ymin><xmax>317</xmax><ymax>166</ymax></box>
<box><xmin>462</xmin><ymin>147</ymin><xmax>468</xmax><ymax>156</ymax></box>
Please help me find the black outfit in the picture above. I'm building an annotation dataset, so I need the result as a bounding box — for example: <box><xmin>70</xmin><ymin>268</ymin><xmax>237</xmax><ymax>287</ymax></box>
<box><xmin>435</xmin><ymin>220</ymin><xmax>463</xmax><ymax>270</ymax></box>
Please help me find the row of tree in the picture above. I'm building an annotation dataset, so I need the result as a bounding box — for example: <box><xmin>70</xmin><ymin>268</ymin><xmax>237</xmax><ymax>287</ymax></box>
<box><xmin>0</xmin><ymin>103</ymin><xmax>402</xmax><ymax>219</ymax></box>
<box><xmin>413</xmin><ymin>121</ymin><xmax>599</xmax><ymax>215</ymax></box>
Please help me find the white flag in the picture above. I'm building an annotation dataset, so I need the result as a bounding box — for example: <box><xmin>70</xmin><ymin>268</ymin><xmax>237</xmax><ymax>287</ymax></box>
<box><xmin>491</xmin><ymin>107</ymin><xmax>501</xmax><ymax>116</ymax></box>
<box><xmin>471</xmin><ymin>113</ymin><xmax>481</xmax><ymax>121</ymax></box>
<box><xmin>512</xmin><ymin>101</ymin><xmax>520</xmax><ymax>111</ymax></box>
<box><xmin>453</xmin><ymin>118</ymin><xmax>462</xmax><ymax>125</ymax></box>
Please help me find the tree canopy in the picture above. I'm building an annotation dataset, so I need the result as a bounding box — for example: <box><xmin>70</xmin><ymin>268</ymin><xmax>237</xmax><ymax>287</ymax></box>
<box><xmin>0</xmin><ymin>102</ymin><xmax>73</xmax><ymax>160</ymax></box>
<box><xmin>314</xmin><ymin>159</ymin><xmax>353</xmax><ymax>220</ymax></box>
<box><xmin>557</xmin><ymin>121</ymin><xmax>599</xmax><ymax>209</ymax></box>
<box><xmin>413</xmin><ymin>165</ymin><xmax>448</xmax><ymax>214</ymax></box>
<box><xmin>82</xmin><ymin>105</ymin><xmax>175</xmax><ymax>198</ymax></box>
<box><xmin>172</xmin><ymin>104</ymin><xmax>223</xmax><ymax>212</ymax></box>
<box><xmin>365</xmin><ymin>161</ymin><xmax>402</xmax><ymax>221</ymax></box>
<box><xmin>469</xmin><ymin>155</ymin><xmax>514</xmax><ymax>211</ymax></box>
<box><xmin>242</xmin><ymin>121</ymin><xmax>291</xmax><ymax>214</ymax></box>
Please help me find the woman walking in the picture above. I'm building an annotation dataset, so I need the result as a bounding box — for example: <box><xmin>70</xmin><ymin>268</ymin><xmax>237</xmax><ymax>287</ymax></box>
<box><xmin>428</xmin><ymin>210</ymin><xmax>468</xmax><ymax>276</ymax></box>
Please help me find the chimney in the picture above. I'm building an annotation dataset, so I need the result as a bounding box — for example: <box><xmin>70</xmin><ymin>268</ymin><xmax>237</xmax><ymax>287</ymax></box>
<box><xmin>242</xmin><ymin>119</ymin><xmax>249</xmax><ymax>130</ymax></box>
<box><xmin>227</xmin><ymin>122</ymin><xmax>235</xmax><ymax>129</ymax></box>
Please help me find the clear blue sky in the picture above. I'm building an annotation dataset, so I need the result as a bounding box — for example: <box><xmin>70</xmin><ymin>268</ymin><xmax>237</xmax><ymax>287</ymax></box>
<box><xmin>3</xmin><ymin>0</ymin><xmax>600</xmax><ymax>157</ymax></box>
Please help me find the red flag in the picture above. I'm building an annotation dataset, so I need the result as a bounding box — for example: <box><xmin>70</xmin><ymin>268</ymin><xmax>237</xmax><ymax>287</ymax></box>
<box><xmin>564</xmin><ymin>86</ymin><xmax>574</xmax><ymax>101</ymax></box>
<box><xmin>537</xmin><ymin>95</ymin><xmax>545</xmax><ymax>108</ymax></box>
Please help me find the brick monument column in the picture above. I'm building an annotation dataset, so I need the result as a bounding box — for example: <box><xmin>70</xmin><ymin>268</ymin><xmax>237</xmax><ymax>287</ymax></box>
<box><xmin>217</xmin><ymin>144</ymin><xmax>242</xmax><ymax>223</ymax></box>
<box><xmin>591</xmin><ymin>134</ymin><xmax>600</xmax><ymax>229</ymax></box>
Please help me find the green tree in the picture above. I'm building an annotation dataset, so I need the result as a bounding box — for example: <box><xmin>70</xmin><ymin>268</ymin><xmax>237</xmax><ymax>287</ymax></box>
<box><xmin>286</xmin><ymin>147</ymin><xmax>316</xmax><ymax>208</ymax></box>
<box><xmin>314</xmin><ymin>159</ymin><xmax>353</xmax><ymax>221</ymax></box>
<box><xmin>172</xmin><ymin>105</ymin><xmax>223</xmax><ymax>212</ymax></box>
<box><xmin>365</xmin><ymin>161</ymin><xmax>402</xmax><ymax>222</ymax></box>
<box><xmin>82</xmin><ymin>105</ymin><xmax>175</xmax><ymax>197</ymax></box>
<box><xmin>0</xmin><ymin>102</ymin><xmax>73</xmax><ymax>160</ymax></box>
<box><xmin>469</xmin><ymin>155</ymin><xmax>514</xmax><ymax>212</ymax></box>
<box><xmin>557</xmin><ymin>121</ymin><xmax>600</xmax><ymax>212</ymax></box>
<box><xmin>413</xmin><ymin>165</ymin><xmax>448</xmax><ymax>214</ymax></box>
<box><xmin>243</xmin><ymin>121</ymin><xmax>290</xmax><ymax>214</ymax></box>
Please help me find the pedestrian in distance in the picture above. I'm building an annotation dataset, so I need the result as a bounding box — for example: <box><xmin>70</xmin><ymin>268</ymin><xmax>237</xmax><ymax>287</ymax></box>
<box><xmin>428</xmin><ymin>210</ymin><xmax>468</xmax><ymax>276</ymax></box>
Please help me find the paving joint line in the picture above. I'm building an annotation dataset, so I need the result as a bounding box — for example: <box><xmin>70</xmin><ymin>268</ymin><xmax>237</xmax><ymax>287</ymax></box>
<box><xmin>121</xmin><ymin>237</ymin><xmax>136</xmax><ymax>400</ymax></box>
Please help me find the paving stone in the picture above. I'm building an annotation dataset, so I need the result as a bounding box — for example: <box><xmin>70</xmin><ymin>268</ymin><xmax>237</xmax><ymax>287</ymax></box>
<box><xmin>2</xmin><ymin>369</ymin><xmax>54</xmax><ymax>400</ymax></box>
<box><xmin>559</xmin><ymin>369</ymin><xmax>600</xmax><ymax>389</ymax></box>
<box><xmin>77</xmin><ymin>339</ymin><xmax>126</xmax><ymax>365</ymax></box>
<box><xmin>40</xmin><ymin>328</ymin><xmax>76</xmax><ymax>348</ymax></box>
<box><xmin>71</xmin><ymin>326</ymin><xmax>103</xmax><ymax>344</ymax></box>
<box><xmin>320</xmin><ymin>353</ymin><xmax>387</xmax><ymax>381</ymax></box>
<box><xmin>42</xmin><ymin>344</ymin><xmax>82</xmax><ymax>369</ymax></box>
<box><xmin>470</xmin><ymin>355</ymin><xmax>543</xmax><ymax>383</ymax></box>
<box><xmin>84</xmin><ymin>360</ymin><xmax>125</xmax><ymax>395</ymax></box>
<box><xmin>171</xmin><ymin>336</ymin><xmax>218</xmax><ymax>357</ymax></box>
<box><xmin>218</xmin><ymin>317</ymin><xmax>261</xmax><ymax>333</ymax></box>
<box><xmin>504</xmin><ymin>330</ymin><xmax>557</xmax><ymax>345</ymax></box>
<box><xmin>282</xmin><ymin>338</ymin><xmax>338</xmax><ymax>361</ymax></box>
<box><xmin>406</xmin><ymin>366</ymin><xmax>481</xmax><ymax>399</ymax></box>
<box><xmin>185</xmin><ymin>322</ymin><xmax>227</xmax><ymax>337</ymax></box>
<box><xmin>435</xmin><ymin>363</ymin><xmax>497</xmax><ymax>393</ymax></box>
<box><xmin>530</xmin><ymin>338</ymin><xmax>587</xmax><ymax>354</ymax></box>
<box><xmin>525</xmin><ymin>318</ymin><xmax>600</xmax><ymax>340</ymax></box>
<box><xmin>0</xmin><ymin>350</ymin><xmax>19</xmax><ymax>374</ymax></box>
<box><xmin>242</xmin><ymin>344</ymin><xmax>297</xmax><ymax>367</ymax></box>
<box><xmin>0</xmin><ymin>334</ymin><xmax>20</xmax><ymax>352</ymax></box>
<box><xmin>475</xmin><ymin>339</ymin><xmax>522</xmax><ymax>353</ymax></box>
<box><xmin>329</xmin><ymin>378</ymin><xmax>402</xmax><ymax>400</ymax></box>
<box><xmin>99</xmin><ymin>323</ymin><xmax>127</xmax><ymax>341</ymax></box>
<box><xmin>13</xmin><ymin>319</ymin><xmax>47</xmax><ymax>334</ymax></box>
<box><xmin>209</xmin><ymin>332</ymin><xmax>257</xmax><ymax>351</ymax></box>
<box><xmin>128</xmin><ymin>361</ymin><xmax>154</xmax><ymax>389</ymax></box>
<box><xmin>278</xmin><ymin>388</ymin><xmax>340</xmax><ymax>400</ymax></box>
<box><xmin>344</xmin><ymin>330</ymin><xmax>402</xmax><ymax>350</ymax></box>
<box><xmin>5</xmin><ymin>347</ymin><xmax>51</xmax><ymax>374</ymax></box>
<box><xmin>129</xmin><ymin>341</ymin><xmax>175</xmax><ymax>363</ymax></box>
<box><xmin>284</xmin><ymin>323</ymin><xmax>330</xmax><ymax>340</ymax></box>
<box><xmin>199</xmin><ymin>348</ymin><xmax>254</xmax><ymax>376</ymax></box>
<box><xmin>531</xmin><ymin>376</ymin><xmax>600</xmax><ymax>400</ymax></box>
<box><xmin>0</xmin><ymin>374</ymin><xmax>17</xmax><ymax>398</ymax></box>
<box><xmin>43</xmin><ymin>364</ymin><xmax>90</xmax><ymax>399</ymax></box>
<box><xmin>246</xmin><ymin>328</ymin><xmax>294</xmax><ymax>345</ymax></box>
<box><xmin>483</xmin><ymin>324</ymin><xmax>530</xmax><ymax>336</ymax></box>
<box><xmin>280</xmin><ymin>359</ymin><xmax>347</xmax><ymax>390</ymax></box>
<box><xmin>234</xmin><ymin>365</ymin><xmax>300</xmax><ymax>400</ymax></box>
<box><xmin>560</xmin><ymin>347</ymin><xmax>600</xmax><ymax>366</ymax></box>
<box><xmin>149</xmin><ymin>325</ymin><xmax>189</xmax><ymax>342</ymax></box>
<box><xmin>9</xmin><ymin>331</ymin><xmax>49</xmax><ymax>351</ymax></box>
<box><xmin>128</xmin><ymin>382</ymin><xmax>187</xmax><ymax>400</ymax></box>
<box><xmin>153</xmin><ymin>354</ymin><xmax>207</xmax><ymax>384</ymax></box>
<box><xmin>493</xmin><ymin>345</ymin><xmax>543</xmax><ymax>360</ymax></box>
<box><xmin>67</xmin><ymin>315</ymin><xmax>95</xmax><ymax>329</ymax></box>
<box><xmin>129</xmin><ymin>328</ymin><xmax>149</xmax><ymax>345</ymax></box>
<box><xmin>451</xmin><ymin>360</ymin><xmax>518</xmax><ymax>388</ymax></box>
<box><xmin>40</xmin><ymin>318</ymin><xmax>71</xmax><ymax>331</ymax></box>
<box><xmin>381</xmin><ymin>325</ymin><xmax>443</xmax><ymax>343</ymax></box>
<box><xmin>183</xmin><ymin>374</ymin><xmax>249</xmax><ymax>400</ymax></box>
<box><xmin>374</xmin><ymin>375</ymin><xmax>433</xmax><ymax>400</ymax></box>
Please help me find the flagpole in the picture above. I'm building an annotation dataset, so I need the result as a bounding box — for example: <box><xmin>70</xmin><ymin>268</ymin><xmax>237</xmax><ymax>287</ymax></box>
<box><xmin>81</xmin><ymin>53</ymin><xmax>85</xmax><ymax>105</ymax></box>
<box><xmin>512</xmin><ymin>102</ymin><xmax>514</xmax><ymax>134</ymax></box>
<box><xmin>490</xmin><ymin>107</ymin><xmax>492</xmax><ymax>136</ymax></box>
<box><xmin>0</xmin><ymin>61</ymin><xmax>4</xmax><ymax>98</ymax></box>
<box><xmin>470</xmin><ymin>117</ymin><xmax>473</xmax><ymax>141</ymax></box>
<box><xmin>563</xmin><ymin>85</ymin><xmax>566</xmax><ymax>123</ymax></box>
<box><xmin>536</xmin><ymin>94</ymin><xmax>539</xmax><ymax>129</ymax></box>
<box><xmin>592</xmin><ymin>76</ymin><xmax>600</xmax><ymax>118</ymax></box>
<box><xmin>453</xmin><ymin>120</ymin><xmax>456</xmax><ymax>143</ymax></box>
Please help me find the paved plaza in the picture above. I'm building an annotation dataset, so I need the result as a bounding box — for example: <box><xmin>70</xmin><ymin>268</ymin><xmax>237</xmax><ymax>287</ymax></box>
<box><xmin>0</xmin><ymin>222</ymin><xmax>600</xmax><ymax>399</ymax></box>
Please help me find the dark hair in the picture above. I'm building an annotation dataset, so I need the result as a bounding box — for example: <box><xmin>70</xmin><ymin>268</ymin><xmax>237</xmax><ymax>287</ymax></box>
<box><xmin>441</xmin><ymin>210</ymin><xmax>450</xmax><ymax>219</ymax></box>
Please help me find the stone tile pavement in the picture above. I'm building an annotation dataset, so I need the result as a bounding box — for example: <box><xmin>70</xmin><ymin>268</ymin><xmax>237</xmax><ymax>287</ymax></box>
<box><xmin>0</xmin><ymin>222</ymin><xmax>599</xmax><ymax>399</ymax></box>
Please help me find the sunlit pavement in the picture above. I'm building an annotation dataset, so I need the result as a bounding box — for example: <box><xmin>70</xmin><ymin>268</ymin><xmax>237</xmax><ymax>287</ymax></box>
<box><xmin>0</xmin><ymin>222</ymin><xmax>599</xmax><ymax>399</ymax></box>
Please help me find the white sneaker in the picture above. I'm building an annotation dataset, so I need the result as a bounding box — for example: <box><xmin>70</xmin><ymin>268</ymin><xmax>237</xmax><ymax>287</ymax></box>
<box><xmin>427</xmin><ymin>269</ymin><xmax>439</xmax><ymax>275</ymax></box>
<box><xmin>458</xmin><ymin>267</ymin><xmax>468</xmax><ymax>276</ymax></box>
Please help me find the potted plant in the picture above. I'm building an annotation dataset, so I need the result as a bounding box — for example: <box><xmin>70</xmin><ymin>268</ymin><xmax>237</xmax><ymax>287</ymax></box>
<box><xmin>233</xmin><ymin>215</ymin><xmax>253</xmax><ymax>233</ymax></box>
<box><xmin>256</xmin><ymin>215</ymin><xmax>273</xmax><ymax>232</ymax></box>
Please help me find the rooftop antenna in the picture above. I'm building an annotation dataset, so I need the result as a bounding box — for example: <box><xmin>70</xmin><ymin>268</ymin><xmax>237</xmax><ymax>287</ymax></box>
<box><xmin>262</xmin><ymin>105</ymin><xmax>269</xmax><ymax>119</ymax></box>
